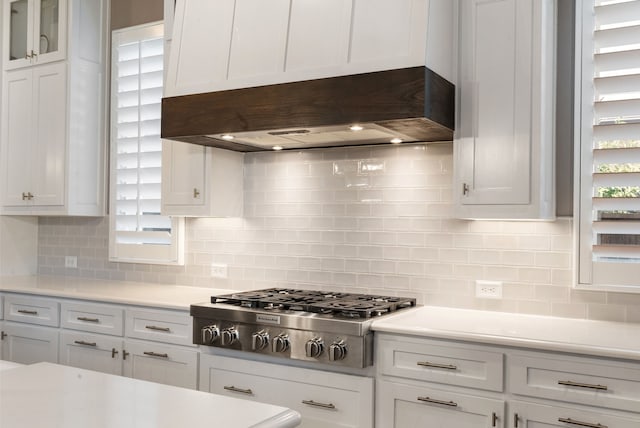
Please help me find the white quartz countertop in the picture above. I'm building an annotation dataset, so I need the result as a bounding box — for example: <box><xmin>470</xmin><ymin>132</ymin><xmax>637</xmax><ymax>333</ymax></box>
<box><xmin>371</xmin><ymin>306</ymin><xmax>640</xmax><ymax>361</ymax></box>
<box><xmin>0</xmin><ymin>275</ymin><xmax>232</xmax><ymax>310</ymax></box>
<box><xmin>0</xmin><ymin>363</ymin><xmax>301</xmax><ymax>428</ymax></box>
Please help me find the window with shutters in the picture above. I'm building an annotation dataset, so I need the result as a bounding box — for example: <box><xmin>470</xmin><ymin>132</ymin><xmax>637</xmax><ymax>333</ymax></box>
<box><xmin>109</xmin><ymin>23</ymin><xmax>184</xmax><ymax>265</ymax></box>
<box><xmin>576</xmin><ymin>0</ymin><xmax>640</xmax><ymax>291</ymax></box>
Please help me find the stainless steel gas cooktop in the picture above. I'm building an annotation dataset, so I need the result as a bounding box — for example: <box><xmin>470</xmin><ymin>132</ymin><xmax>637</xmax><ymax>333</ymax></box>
<box><xmin>190</xmin><ymin>288</ymin><xmax>417</xmax><ymax>368</ymax></box>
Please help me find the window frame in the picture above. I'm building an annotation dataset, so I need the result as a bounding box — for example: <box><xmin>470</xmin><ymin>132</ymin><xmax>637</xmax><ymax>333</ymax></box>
<box><xmin>108</xmin><ymin>21</ymin><xmax>184</xmax><ymax>265</ymax></box>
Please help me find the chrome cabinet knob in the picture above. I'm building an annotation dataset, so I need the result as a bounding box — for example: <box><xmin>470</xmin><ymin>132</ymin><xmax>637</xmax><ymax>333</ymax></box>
<box><xmin>305</xmin><ymin>337</ymin><xmax>324</xmax><ymax>358</ymax></box>
<box><xmin>221</xmin><ymin>327</ymin><xmax>239</xmax><ymax>346</ymax></box>
<box><xmin>201</xmin><ymin>325</ymin><xmax>220</xmax><ymax>344</ymax></box>
<box><xmin>329</xmin><ymin>340</ymin><xmax>347</xmax><ymax>361</ymax></box>
<box><xmin>251</xmin><ymin>330</ymin><xmax>270</xmax><ymax>351</ymax></box>
<box><xmin>272</xmin><ymin>333</ymin><xmax>290</xmax><ymax>353</ymax></box>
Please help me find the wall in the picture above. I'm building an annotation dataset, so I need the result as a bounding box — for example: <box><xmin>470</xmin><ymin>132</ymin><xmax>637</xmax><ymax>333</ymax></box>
<box><xmin>110</xmin><ymin>0</ymin><xmax>163</xmax><ymax>30</ymax></box>
<box><xmin>37</xmin><ymin>143</ymin><xmax>640</xmax><ymax>323</ymax></box>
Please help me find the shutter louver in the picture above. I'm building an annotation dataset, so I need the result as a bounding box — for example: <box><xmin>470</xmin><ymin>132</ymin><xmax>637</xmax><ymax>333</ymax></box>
<box><xmin>579</xmin><ymin>0</ymin><xmax>640</xmax><ymax>289</ymax></box>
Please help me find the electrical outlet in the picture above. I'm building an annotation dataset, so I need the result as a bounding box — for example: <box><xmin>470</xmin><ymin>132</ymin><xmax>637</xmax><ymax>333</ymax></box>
<box><xmin>475</xmin><ymin>280</ymin><xmax>502</xmax><ymax>299</ymax></box>
<box><xmin>65</xmin><ymin>256</ymin><xmax>78</xmax><ymax>269</ymax></box>
<box><xmin>210</xmin><ymin>263</ymin><xmax>228</xmax><ymax>279</ymax></box>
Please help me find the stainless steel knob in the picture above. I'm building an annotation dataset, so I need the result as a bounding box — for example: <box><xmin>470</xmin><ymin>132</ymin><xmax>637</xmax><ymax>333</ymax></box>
<box><xmin>251</xmin><ymin>330</ymin><xmax>270</xmax><ymax>351</ymax></box>
<box><xmin>272</xmin><ymin>333</ymin><xmax>290</xmax><ymax>353</ymax></box>
<box><xmin>329</xmin><ymin>339</ymin><xmax>347</xmax><ymax>361</ymax></box>
<box><xmin>201</xmin><ymin>325</ymin><xmax>220</xmax><ymax>344</ymax></box>
<box><xmin>221</xmin><ymin>327</ymin><xmax>239</xmax><ymax>346</ymax></box>
<box><xmin>305</xmin><ymin>337</ymin><xmax>324</xmax><ymax>358</ymax></box>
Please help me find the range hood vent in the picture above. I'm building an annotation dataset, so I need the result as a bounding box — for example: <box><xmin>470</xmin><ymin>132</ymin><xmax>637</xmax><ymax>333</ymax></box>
<box><xmin>161</xmin><ymin>66</ymin><xmax>454</xmax><ymax>152</ymax></box>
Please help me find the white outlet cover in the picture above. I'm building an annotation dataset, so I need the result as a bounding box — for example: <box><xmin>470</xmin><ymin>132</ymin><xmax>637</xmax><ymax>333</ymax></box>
<box><xmin>65</xmin><ymin>256</ymin><xmax>78</xmax><ymax>269</ymax></box>
<box><xmin>210</xmin><ymin>263</ymin><xmax>228</xmax><ymax>279</ymax></box>
<box><xmin>475</xmin><ymin>280</ymin><xmax>502</xmax><ymax>299</ymax></box>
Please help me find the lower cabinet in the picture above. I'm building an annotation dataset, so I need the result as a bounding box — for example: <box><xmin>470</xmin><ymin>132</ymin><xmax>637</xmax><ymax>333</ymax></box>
<box><xmin>1</xmin><ymin>322</ymin><xmax>59</xmax><ymax>364</ymax></box>
<box><xmin>123</xmin><ymin>339</ymin><xmax>198</xmax><ymax>389</ymax></box>
<box><xmin>59</xmin><ymin>331</ymin><xmax>123</xmax><ymax>375</ymax></box>
<box><xmin>200</xmin><ymin>354</ymin><xmax>374</xmax><ymax>428</ymax></box>
<box><xmin>377</xmin><ymin>379</ymin><xmax>504</xmax><ymax>427</ymax></box>
<box><xmin>511</xmin><ymin>401</ymin><xmax>640</xmax><ymax>428</ymax></box>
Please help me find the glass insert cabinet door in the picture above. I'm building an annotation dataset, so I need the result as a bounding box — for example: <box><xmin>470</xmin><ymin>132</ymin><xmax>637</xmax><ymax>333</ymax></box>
<box><xmin>3</xmin><ymin>0</ymin><xmax>66</xmax><ymax>70</ymax></box>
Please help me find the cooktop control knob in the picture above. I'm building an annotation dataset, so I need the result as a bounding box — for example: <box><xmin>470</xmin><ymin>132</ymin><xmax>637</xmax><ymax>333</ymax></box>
<box><xmin>329</xmin><ymin>339</ymin><xmax>347</xmax><ymax>361</ymax></box>
<box><xmin>201</xmin><ymin>325</ymin><xmax>220</xmax><ymax>344</ymax></box>
<box><xmin>272</xmin><ymin>333</ymin><xmax>290</xmax><ymax>353</ymax></box>
<box><xmin>251</xmin><ymin>330</ymin><xmax>270</xmax><ymax>351</ymax></box>
<box><xmin>305</xmin><ymin>337</ymin><xmax>325</xmax><ymax>358</ymax></box>
<box><xmin>221</xmin><ymin>327</ymin><xmax>239</xmax><ymax>346</ymax></box>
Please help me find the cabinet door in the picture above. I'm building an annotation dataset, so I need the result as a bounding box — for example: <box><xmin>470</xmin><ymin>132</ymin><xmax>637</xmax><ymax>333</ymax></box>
<box><xmin>0</xmin><ymin>322</ymin><xmax>58</xmax><ymax>364</ymax></box>
<box><xmin>454</xmin><ymin>0</ymin><xmax>555</xmax><ymax>219</ymax></box>
<box><xmin>59</xmin><ymin>331</ymin><xmax>122</xmax><ymax>375</ymax></box>
<box><xmin>123</xmin><ymin>340</ymin><xmax>198</xmax><ymax>389</ymax></box>
<box><xmin>1</xmin><ymin>68</ymin><xmax>32</xmax><ymax>207</ymax></box>
<box><xmin>161</xmin><ymin>140</ymin><xmax>206</xmax><ymax>209</ymax></box>
<box><xmin>32</xmin><ymin>0</ymin><xmax>67</xmax><ymax>64</ymax></box>
<box><xmin>376</xmin><ymin>379</ymin><xmax>504</xmax><ymax>428</ymax></box>
<box><xmin>511</xmin><ymin>401</ymin><xmax>640</xmax><ymax>428</ymax></box>
<box><xmin>30</xmin><ymin>61</ymin><xmax>66</xmax><ymax>207</ymax></box>
<box><xmin>3</xmin><ymin>0</ymin><xmax>34</xmax><ymax>69</ymax></box>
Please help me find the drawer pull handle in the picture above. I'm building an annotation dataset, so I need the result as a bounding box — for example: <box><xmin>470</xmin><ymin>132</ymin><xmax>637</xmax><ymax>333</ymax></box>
<box><xmin>417</xmin><ymin>396</ymin><xmax>458</xmax><ymax>407</ymax></box>
<box><xmin>514</xmin><ymin>413</ymin><xmax>519</xmax><ymax>428</ymax></box>
<box><xmin>558</xmin><ymin>380</ymin><xmax>608</xmax><ymax>391</ymax></box>
<box><xmin>492</xmin><ymin>412</ymin><xmax>498</xmax><ymax>427</ymax></box>
<box><xmin>112</xmin><ymin>348</ymin><xmax>118</xmax><ymax>358</ymax></box>
<box><xmin>74</xmin><ymin>340</ymin><xmax>97</xmax><ymax>347</ymax></box>
<box><xmin>417</xmin><ymin>361</ymin><xmax>458</xmax><ymax>370</ymax></box>
<box><xmin>145</xmin><ymin>325</ymin><xmax>171</xmax><ymax>332</ymax></box>
<box><xmin>77</xmin><ymin>317</ymin><xmax>100</xmax><ymax>323</ymax></box>
<box><xmin>558</xmin><ymin>417</ymin><xmax>608</xmax><ymax>428</ymax></box>
<box><xmin>224</xmin><ymin>385</ymin><xmax>253</xmax><ymax>395</ymax></box>
<box><xmin>143</xmin><ymin>351</ymin><xmax>168</xmax><ymax>358</ymax></box>
<box><xmin>17</xmin><ymin>309</ymin><xmax>38</xmax><ymax>315</ymax></box>
<box><xmin>302</xmin><ymin>400</ymin><xmax>336</xmax><ymax>410</ymax></box>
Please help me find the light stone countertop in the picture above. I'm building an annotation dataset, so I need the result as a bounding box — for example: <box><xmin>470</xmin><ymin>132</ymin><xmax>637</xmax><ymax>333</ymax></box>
<box><xmin>371</xmin><ymin>306</ymin><xmax>640</xmax><ymax>361</ymax></box>
<box><xmin>0</xmin><ymin>362</ymin><xmax>301</xmax><ymax>428</ymax></box>
<box><xmin>0</xmin><ymin>275</ymin><xmax>232</xmax><ymax>311</ymax></box>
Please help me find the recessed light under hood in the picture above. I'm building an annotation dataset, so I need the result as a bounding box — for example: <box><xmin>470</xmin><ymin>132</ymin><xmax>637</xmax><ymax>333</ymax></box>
<box><xmin>161</xmin><ymin>66</ymin><xmax>454</xmax><ymax>152</ymax></box>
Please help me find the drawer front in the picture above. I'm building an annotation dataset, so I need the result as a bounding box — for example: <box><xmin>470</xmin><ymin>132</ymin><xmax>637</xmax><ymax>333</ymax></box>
<box><xmin>378</xmin><ymin>336</ymin><xmax>504</xmax><ymax>392</ymax></box>
<box><xmin>125</xmin><ymin>308</ymin><xmax>194</xmax><ymax>346</ymax></box>
<box><xmin>59</xmin><ymin>331</ymin><xmax>123</xmax><ymax>375</ymax></box>
<box><xmin>509</xmin><ymin>353</ymin><xmax>640</xmax><ymax>413</ymax></box>
<box><xmin>61</xmin><ymin>302</ymin><xmax>124</xmax><ymax>336</ymax></box>
<box><xmin>4</xmin><ymin>295</ymin><xmax>60</xmax><ymax>327</ymax></box>
<box><xmin>511</xmin><ymin>400</ymin><xmax>640</xmax><ymax>428</ymax></box>
<box><xmin>123</xmin><ymin>339</ymin><xmax>198</xmax><ymax>389</ymax></box>
<box><xmin>201</xmin><ymin>354</ymin><xmax>374</xmax><ymax>428</ymax></box>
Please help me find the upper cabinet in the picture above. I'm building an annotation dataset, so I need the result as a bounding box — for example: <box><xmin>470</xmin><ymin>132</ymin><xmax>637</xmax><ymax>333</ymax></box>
<box><xmin>453</xmin><ymin>0</ymin><xmax>556</xmax><ymax>219</ymax></box>
<box><xmin>3</xmin><ymin>0</ymin><xmax>67</xmax><ymax>70</ymax></box>
<box><xmin>0</xmin><ymin>0</ymin><xmax>108</xmax><ymax>216</ymax></box>
<box><xmin>164</xmin><ymin>0</ymin><xmax>455</xmax><ymax>97</ymax></box>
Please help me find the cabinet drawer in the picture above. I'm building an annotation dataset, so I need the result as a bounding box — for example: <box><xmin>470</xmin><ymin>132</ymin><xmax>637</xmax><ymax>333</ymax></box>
<box><xmin>511</xmin><ymin>400</ymin><xmax>640</xmax><ymax>428</ymax></box>
<box><xmin>201</xmin><ymin>354</ymin><xmax>374</xmax><ymax>428</ymax></box>
<box><xmin>4</xmin><ymin>295</ymin><xmax>60</xmax><ymax>327</ymax></box>
<box><xmin>376</xmin><ymin>379</ymin><xmax>504</xmax><ymax>428</ymax></box>
<box><xmin>509</xmin><ymin>353</ymin><xmax>640</xmax><ymax>413</ymax></box>
<box><xmin>378</xmin><ymin>336</ymin><xmax>504</xmax><ymax>392</ymax></box>
<box><xmin>125</xmin><ymin>308</ymin><xmax>194</xmax><ymax>346</ymax></box>
<box><xmin>61</xmin><ymin>301</ymin><xmax>124</xmax><ymax>336</ymax></box>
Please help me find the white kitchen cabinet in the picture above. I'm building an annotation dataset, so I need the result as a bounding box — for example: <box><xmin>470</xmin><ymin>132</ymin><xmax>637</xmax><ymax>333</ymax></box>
<box><xmin>59</xmin><ymin>330</ymin><xmax>122</xmax><ymax>375</ymax></box>
<box><xmin>510</xmin><ymin>401</ymin><xmax>640</xmax><ymax>428</ymax></box>
<box><xmin>377</xmin><ymin>379</ymin><xmax>504</xmax><ymax>428</ymax></box>
<box><xmin>200</xmin><ymin>354</ymin><xmax>374</xmax><ymax>428</ymax></box>
<box><xmin>2</xmin><ymin>0</ymin><xmax>67</xmax><ymax>70</ymax></box>
<box><xmin>161</xmin><ymin>142</ymin><xmax>243</xmax><ymax>217</ymax></box>
<box><xmin>453</xmin><ymin>0</ymin><xmax>555</xmax><ymax>219</ymax></box>
<box><xmin>1</xmin><ymin>322</ymin><xmax>58</xmax><ymax>364</ymax></box>
<box><xmin>123</xmin><ymin>339</ymin><xmax>198</xmax><ymax>389</ymax></box>
<box><xmin>3</xmin><ymin>294</ymin><xmax>59</xmax><ymax>327</ymax></box>
<box><xmin>165</xmin><ymin>0</ymin><xmax>454</xmax><ymax>97</ymax></box>
<box><xmin>0</xmin><ymin>0</ymin><xmax>107</xmax><ymax>216</ymax></box>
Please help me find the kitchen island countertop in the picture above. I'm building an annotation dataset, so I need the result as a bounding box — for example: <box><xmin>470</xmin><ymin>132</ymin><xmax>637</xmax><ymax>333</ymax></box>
<box><xmin>371</xmin><ymin>306</ymin><xmax>640</xmax><ymax>361</ymax></box>
<box><xmin>0</xmin><ymin>275</ymin><xmax>232</xmax><ymax>310</ymax></box>
<box><xmin>0</xmin><ymin>362</ymin><xmax>301</xmax><ymax>428</ymax></box>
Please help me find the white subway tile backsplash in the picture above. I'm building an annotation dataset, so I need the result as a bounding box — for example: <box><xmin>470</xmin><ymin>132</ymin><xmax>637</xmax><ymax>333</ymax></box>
<box><xmin>36</xmin><ymin>143</ymin><xmax>636</xmax><ymax>322</ymax></box>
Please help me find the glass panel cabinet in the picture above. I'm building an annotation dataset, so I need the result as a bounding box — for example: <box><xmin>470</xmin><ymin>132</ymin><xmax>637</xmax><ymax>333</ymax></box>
<box><xmin>3</xmin><ymin>0</ymin><xmax>66</xmax><ymax>70</ymax></box>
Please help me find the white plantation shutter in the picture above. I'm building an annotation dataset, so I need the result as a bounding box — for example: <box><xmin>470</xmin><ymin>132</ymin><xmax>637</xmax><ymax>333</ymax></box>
<box><xmin>109</xmin><ymin>23</ymin><xmax>184</xmax><ymax>264</ymax></box>
<box><xmin>577</xmin><ymin>0</ymin><xmax>640</xmax><ymax>290</ymax></box>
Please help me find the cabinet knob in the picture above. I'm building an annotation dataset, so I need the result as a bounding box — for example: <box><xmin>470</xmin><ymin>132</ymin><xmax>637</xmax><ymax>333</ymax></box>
<box><xmin>0</xmin><ymin>331</ymin><xmax>6</xmax><ymax>340</ymax></box>
<box><xmin>193</xmin><ymin>188</ymin><xmax>200</xmax><ymax>198</ymax></box>
<box><xmin>462</xmin><ymin>183</ymin><xmax>470</xmax><ymax>196</ymax></box>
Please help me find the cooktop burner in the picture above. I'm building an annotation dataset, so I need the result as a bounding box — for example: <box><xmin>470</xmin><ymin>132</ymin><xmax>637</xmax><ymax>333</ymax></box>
<box><xmin>211</xmin><ymin>288</ymin><xmax>416</xmax><ymax>319</ymax></box>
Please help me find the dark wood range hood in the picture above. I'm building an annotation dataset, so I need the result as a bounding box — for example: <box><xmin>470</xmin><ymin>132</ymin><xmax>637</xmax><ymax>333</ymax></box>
<box><xmin>161</xmin><ymin>66</ymin><xmax>455</xmax><ymax>152</ymax></box>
